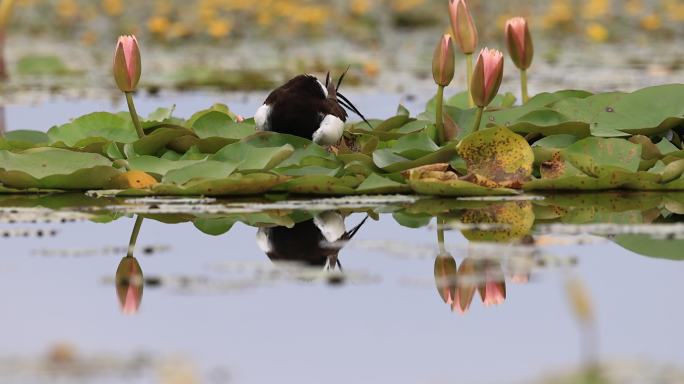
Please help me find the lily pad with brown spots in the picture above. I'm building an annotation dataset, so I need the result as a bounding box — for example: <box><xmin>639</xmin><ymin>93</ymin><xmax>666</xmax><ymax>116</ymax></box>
<box><xmin>457</xmin><ymin>126</ymin><xmax>533</xmax><ymax>188</ymax></box>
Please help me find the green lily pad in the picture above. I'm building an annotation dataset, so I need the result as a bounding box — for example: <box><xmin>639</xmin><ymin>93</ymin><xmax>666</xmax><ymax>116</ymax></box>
<box><xmin>210</xmin><ymin>142</ymin><xmax>294</xmax><ymax>171</ymax></box>
<box><xmin>355</xmin><ymin>173</ymin><xmax>410</xmax><ymax>194</ymax></box>
<box><xmin>0</xmin><ymin>148</ymin><xmax>120</xmax><ymax>189</ymax></box>
<box><xmin>163</xmin><ymin>161</ymin><xmax>239</xmax><ymax>184</ymax></box>
<box><xmin>408</xmin><ymin>178</ymin><xmax>517</xmax><ymax>196</ymax></box>
<box><xmin>457</xmin><ymin>126</ymin><xmax>533</xmax><ymax>186</ymax></box>
<box><xmin>564</xmin><ymin>137</ymin><xmax>641</xmax><ymax>176</ymax></box>
<box><xmin>274</xmin><ymin>175</ymin><xmax>363</xmax><ymax>195</ymax></box>
<box><xmin>48</xmin><ymin>112</ymin><xmax>138</xmax><ymax>147</ymax></box>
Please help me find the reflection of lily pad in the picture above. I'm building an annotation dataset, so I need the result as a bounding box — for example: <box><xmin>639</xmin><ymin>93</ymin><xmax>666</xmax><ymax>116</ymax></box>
<box><xmin>460</xmin><ymin>201</ymin><xmax>535</xmax><ymax>242</ymax></box>
<box><xmin>614</xmin><ymin>234</ymin><xmax>684</xmax><ymax>261</ymax></box>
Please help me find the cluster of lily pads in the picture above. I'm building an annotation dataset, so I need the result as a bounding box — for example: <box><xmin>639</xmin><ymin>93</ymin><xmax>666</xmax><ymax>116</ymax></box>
<box><xmin>2</xmin><ymin>83</ymin><xmax>684</xmax><ymax>196</ymax></box>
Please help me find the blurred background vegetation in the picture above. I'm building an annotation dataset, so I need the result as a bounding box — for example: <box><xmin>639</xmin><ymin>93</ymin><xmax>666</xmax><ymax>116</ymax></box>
<box><xmin>11</xmin><ymin>0</ymin><xmax>684</xmax><ymax>44</ymax></box>
<box><xmin>3</xmin><ymin>0</ymin><xmax>684</xmax><ymax>97</ymax></box>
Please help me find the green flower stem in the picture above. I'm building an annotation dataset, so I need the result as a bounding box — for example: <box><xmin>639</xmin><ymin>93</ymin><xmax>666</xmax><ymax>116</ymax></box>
<box><xmin>521</xmin><ymin>69</ymin><xmax>529</xmax><ymax>104</ymax></box>
<box><xmin>126</xmin><ymin>216</ymin><xmax>144</xmax><ymax>258</ymax></box>
<box><xmin>472</xmin><ymin>106</ymin><xmax>484</xmax><ymax>133</ymax></box>
<box><xmin>435</xmin><ymin>85</ymin><xmax>445</xmax><ymax>146</ymax></box>
<box><xmin>125</xmin><ymin>91</ymin><xmax>145</xmax><ymax>139</ymax></box>
<box><xmin>466</xmin><ymin>53</ymin><xmax>474</xmax><ymax>108</ymax></box>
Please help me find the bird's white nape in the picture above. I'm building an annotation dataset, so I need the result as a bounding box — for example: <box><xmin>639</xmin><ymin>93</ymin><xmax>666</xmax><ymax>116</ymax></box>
<box><xmin>312</xmin><ymin>114</ymin><xmax>344</xmax><ymax>145</ymax></box>
<box><xmin>314</xmin><ymin>211</ymin><xmax>346</xmax><ymax>243</ymax></box>
<box><xmin>316</xmin><ymin>79</ymin><xmax>329</xmax><ymax>98</ymax></box>
<box><xmin>254</xmin><ymin>104</ymin><xmax>271</xmax><ymax>131</ymax></box>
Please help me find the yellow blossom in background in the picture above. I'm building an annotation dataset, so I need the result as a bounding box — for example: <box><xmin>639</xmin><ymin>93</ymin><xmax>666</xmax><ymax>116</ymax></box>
<box><xmin>640</xmin><ymin>14</ymin><xmax>662</xmax><ymax>31</ymax></box>
<box><xmin>625</xmin><ymin>0</ymin><xmax>644</xmax><ymax>16</ymax></box>
<box><xmin>363</xmin><ymin>60</ymin><xmax>380</xmax><ymax>78</ymax></box>
<box><xmin>169</xmin><ymin>22</ymin><xmax>193</xmax><ymax>39</ymax></box>
<box><xmin>101</xmin><ymin>0</ymin><xmax>122</xmax><ymax>17</ymax></box>
<box><xmin>663</xmin><ymin>0</ymin><xmax>684</xmax><ymax>22</ymax></box>
<box><xmin>291</xmin><ymin>5</ymin><xmax>328</xmax><ymax>28</ymax></box>
<box><xmin>207</xmin><ymin>19</ymin><xmax>232</xmax><ymax>39</ymax></box>
<box><xmin>80</xmin><ymin>30</ymin><xmax>97</xmax><ymax>46</ymax></box>
<box><xmin>147</xmin><ymin>16</ymin><xmax>170</xmax><ymax>36</ymax></box>
<box><xmin>542</xmin><ymin>0</ymin><xmax>573</xmax><ymax>29</ymax></box>
<box><xmin>351</xmin><ymin>0</ymin><xmax>372</xmax><ymax>16</ymax></box>
<box><xmin>391</xmin><ymin>0</ymin><xmax>425</xmax><ymax>13</ymax></box>
<box><xmin>582</xmin><ymin>0</ymin><xmax>610</xmax><ymax>20</ymax></box>
<box><xmin>585</xmin><ymin>22</ymin><xmax>609</xmax><ymax>42</ymax></box>
<box><xmin>56</xmin><ymin>0</ymin><xmax>78</xmax><ymax>20</ymax></box>
<box><xmin>153</xmin><ymin>0</ymin><xmax>173</xmax><ymax>17</ymax></box>
<box><xmin>198</xmin><ymin>2</ymin><xmax>217</xmax><ymax>23</ymax></box>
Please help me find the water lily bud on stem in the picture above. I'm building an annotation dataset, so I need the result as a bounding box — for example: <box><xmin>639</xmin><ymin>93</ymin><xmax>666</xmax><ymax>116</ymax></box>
<box><xmin>432</xmin><ymin>35</ymin><xmax>455</xmax><ymax>145</ymax></box>
<box><xmin>449</xmin><ymin>0</ymin><xmax>478</xmax><ymax>107</ymax></box>
<box><xmin>505</xmin><ymin>17</ymin><xmax>534</xmax><ymax>103</ymax></box>
<box><xmin>470</xmin><ymin>48</ymin><xmax>504</xmax><ymax>132</ymax></box>
<box><xmin>432</xmin><ymin>34</ymin><xmax>455</xmax><ymax>87</ymax></box>
<box><xmin>113</xmin><ymin>35</ymin><xmax>144</xmax><ymax>138</ymax></box>
<box><xmin>449</xmin><ymin>0</ymin><xmax>478</xmax><ymax>55</ymax></box>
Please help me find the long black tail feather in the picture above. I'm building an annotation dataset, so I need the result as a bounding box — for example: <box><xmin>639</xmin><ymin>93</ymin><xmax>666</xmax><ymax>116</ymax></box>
<box><xmin>337</xmin><ymin>92</ymin><xmax>373</xmax><ymax>129</ymax></box>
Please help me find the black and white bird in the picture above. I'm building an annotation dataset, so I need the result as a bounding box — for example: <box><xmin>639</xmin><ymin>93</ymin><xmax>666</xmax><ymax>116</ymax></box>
<box><xmin>254</xmin><ymin>72</ymin><xmax>370</xmax><ymax>145</ymax></box>
<box><xmin>256</xmin><ymin>212</ymin><xmax>368</xmax><ymax>270</ymax></box>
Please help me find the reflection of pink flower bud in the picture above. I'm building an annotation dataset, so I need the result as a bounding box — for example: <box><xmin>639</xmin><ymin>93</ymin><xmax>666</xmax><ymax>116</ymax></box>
<box><xmin>478</xmin><ymin>261</ymin><xmax>506</xmax><ymax>307</ymax></box>
<box><xmin>434</xmin><ymin>255</ymin><xmax>457</xmax><ymax>306</ymax></box>
<box><xmin>432</xmin><ymin>34</ymin><xmax>455</xmax><ymax>87</ymax></box>
<box><xmin>116</xmin><ymin>257</ymin><xmax>144</xmax><ymax>315</ymax></box>
<box><xmin>470</xmin><ymin>48</ymin><xmax>504</xmax><ymax>108</ymax></box>
<box><xmin>505</xmin><ymin>17</ymin><xmax>534</xmax><ymax>71</ymax></box>
<box><xmin>453</xmin><ymin>258</ymin><xmax>477</xmax><ymax>314</ymax></box>
<box><xmin>449</xmin><ymin>0</ymin><xmax>478</xmax><ymax>54</ymax></box>
<box><xmin>113</xmin><ymin>35</ymin><xmax>141</xmax><ymax>92</ymax></box>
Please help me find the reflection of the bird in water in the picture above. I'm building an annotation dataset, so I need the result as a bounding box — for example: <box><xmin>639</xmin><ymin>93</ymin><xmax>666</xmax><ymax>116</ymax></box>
<box><xmin>256</xmin><ymin>211</ymin><xmax>367</xmax><ymax>270</ymax></box>
<box><xmin>115</xmin><ymin>216</ymin><xmax>145</xmax><ymax>315</ymax></box>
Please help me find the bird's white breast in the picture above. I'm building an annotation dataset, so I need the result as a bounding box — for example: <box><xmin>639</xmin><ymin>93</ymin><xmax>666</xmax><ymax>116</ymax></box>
<box><xmin>312</xmin><ymin>114</ymin><xmax>344</xmax><ymax>146</ymax></box>
<box><xmin>254</xmin><ymin>104</ymin><xmax>271</xmax><ymax>131</ymax></box>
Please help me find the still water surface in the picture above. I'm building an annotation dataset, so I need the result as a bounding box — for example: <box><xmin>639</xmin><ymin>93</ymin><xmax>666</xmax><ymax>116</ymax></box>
<box><xmin>0</xmin><ymin>95</ymin><xmax>683</xmax><ymax>383</ymax></box>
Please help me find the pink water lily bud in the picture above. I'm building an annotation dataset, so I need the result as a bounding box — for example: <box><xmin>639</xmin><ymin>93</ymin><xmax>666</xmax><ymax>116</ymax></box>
<box><xmin>470</xmin><ymin>48</ymin><xmax>504</xmax><ymax>108</ymax></box>
<box><xmin>449</xmin><ymin>0</ymin><xmax>478</xmax><ymax>54</ymax></box>
<box><xmin>113</xmin><ymin>35</ymin><xmax>141</xmax><ymax>92</ymax></box>
<box><xmin>505</xmin><ymin>17</ymin><xmax>534</xmax><ymax>71</ymax></box>
<box><xmin>432</xmin><ymin>34</ymin><xmax>455</xmax><ymax>87</ymax></box>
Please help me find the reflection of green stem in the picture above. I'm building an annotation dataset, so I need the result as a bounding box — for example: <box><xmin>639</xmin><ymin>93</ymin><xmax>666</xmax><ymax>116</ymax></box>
<box><xmin>125</xmin><ymin>92</ymin><xmax>145</xmax><ymax>139</ymax></box>
<box><xmin>472</xmin><ymin>106</ymin><xmax>484</xmax><ymax>133</ymax></box>
<box><xmin>521</xmin><ymin>69</ymin><xmax>529</xmax><ymax>104</ymax></box>
<box><xmin>437</xmin><ymin>217</ymin><xmax>446</xmax><ymax>255</ymax></box>
<box><xmin>466</xmin><ymin>53</ymin><xmax>474</xmax><ymax>108</ymax></box>
<box><xmin>126</xmin><ymin>216</ymin><xmax>144</xmax><ymax>258</ymax></box>
<box><xmin>435</xmin><ymin>85</ymin><xmax>445</xmax><ymax>145</ymax></box>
